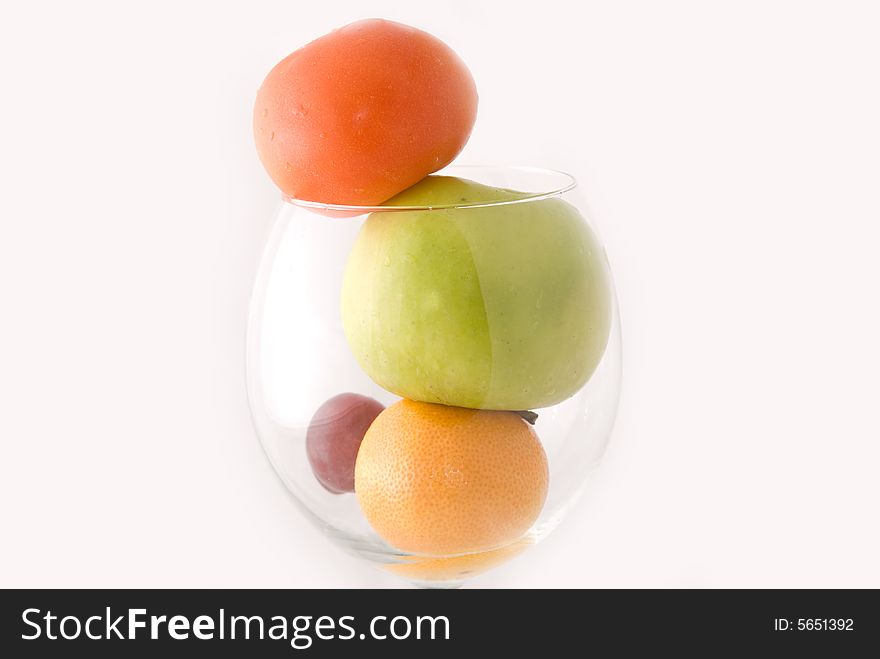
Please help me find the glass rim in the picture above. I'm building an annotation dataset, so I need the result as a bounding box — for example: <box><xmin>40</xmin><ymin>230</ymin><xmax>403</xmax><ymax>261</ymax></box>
<box><xmin>281</xmin><ymin>165</ymin><xmax>577</xmax><ymax>213</ymax></box>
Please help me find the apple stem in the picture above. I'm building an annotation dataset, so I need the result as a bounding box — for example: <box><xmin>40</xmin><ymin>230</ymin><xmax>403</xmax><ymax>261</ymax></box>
<box><xmin>516</xmin><ymin>410</ymin><xmax>539</xmax><ymax>425</ymax></box>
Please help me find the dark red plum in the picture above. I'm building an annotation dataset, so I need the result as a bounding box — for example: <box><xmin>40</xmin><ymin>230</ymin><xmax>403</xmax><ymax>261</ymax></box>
<box><xmin>306</xmin><ymin>393</ymin><xmax>385</xmax><ymax>494</ymax></box>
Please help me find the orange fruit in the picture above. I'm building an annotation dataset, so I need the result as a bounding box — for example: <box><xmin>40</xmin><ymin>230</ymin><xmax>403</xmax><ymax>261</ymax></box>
<box><xmin>354</xmin><ymin>400</ymin><xmax>549</xmax><ymax>555</ymax></box>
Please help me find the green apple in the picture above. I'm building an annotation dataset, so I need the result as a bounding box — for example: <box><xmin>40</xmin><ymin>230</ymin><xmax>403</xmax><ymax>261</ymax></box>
<box><xmin>341</xmin><ymin>176</ymin><xmax>612</xmax><ymax>411</ymax></box>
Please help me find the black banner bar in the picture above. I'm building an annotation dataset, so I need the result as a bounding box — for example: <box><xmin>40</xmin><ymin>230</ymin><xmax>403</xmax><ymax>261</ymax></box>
<box><xmin>1</xmin><ymin>589</ymin><xmax>877</xmax><ymax>656</ymax></box>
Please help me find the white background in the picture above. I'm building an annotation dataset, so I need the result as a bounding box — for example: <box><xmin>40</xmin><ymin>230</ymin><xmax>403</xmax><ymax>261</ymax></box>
<box><xmin>2</xmin><ymin>0</ymin><xmax>879</xmax><ymax>588</ymax></box>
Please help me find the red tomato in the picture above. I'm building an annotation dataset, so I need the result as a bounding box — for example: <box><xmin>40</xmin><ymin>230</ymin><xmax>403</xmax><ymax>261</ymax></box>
<box><xmin>254</xmin><ymin>19</ymin><xmax>478</xmax><ymax>206</ymax></box>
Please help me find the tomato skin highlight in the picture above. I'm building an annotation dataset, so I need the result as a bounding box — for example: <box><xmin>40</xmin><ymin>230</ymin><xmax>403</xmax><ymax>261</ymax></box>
<box><xmin>254</xmin><ymin>18</ymin><xmax>478</xmax><ymax>206</ymax></box>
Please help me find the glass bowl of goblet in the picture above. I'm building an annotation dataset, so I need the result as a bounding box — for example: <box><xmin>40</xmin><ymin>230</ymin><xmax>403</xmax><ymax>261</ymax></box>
<box><xmin>246</xmin><ymin>165</ymin><xmax>621</xmax><ymax>587</ymax></box>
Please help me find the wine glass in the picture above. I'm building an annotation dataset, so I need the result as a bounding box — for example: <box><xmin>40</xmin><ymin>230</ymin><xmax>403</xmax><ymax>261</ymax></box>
<box><xmin>246</xmin><ymin>165</ymin><xmax>621</xmax><ymax>587</ymax></box>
